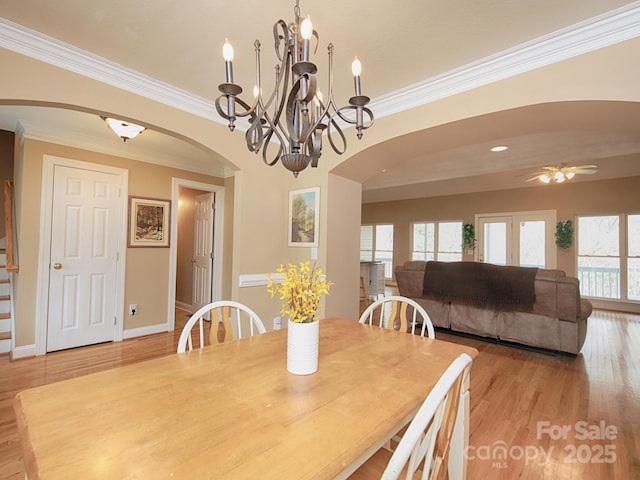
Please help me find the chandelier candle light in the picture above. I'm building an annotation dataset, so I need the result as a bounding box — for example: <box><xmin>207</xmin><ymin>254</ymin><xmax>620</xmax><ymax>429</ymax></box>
<box><xmin>215</xmin><ymin>0</ymin><xmax>374</xmax><ymax>177</ymax></box>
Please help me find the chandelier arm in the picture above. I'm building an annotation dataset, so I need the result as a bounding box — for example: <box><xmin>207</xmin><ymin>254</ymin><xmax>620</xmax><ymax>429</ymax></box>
<box><xmin>325</xmin><ymin>115</ymin><xmax>348</xmax><ymax>155</ymax></box>
<box><xmin>334</xmin><ymin>104</ymin><xmax>374</xmax><ymax>129</ymax></box>
<box><xmin>306</xmin><ymin>126</ymin><xmax>324</xmax><ymax>168</ymax></box>
<box><xmin>261</xmin><ymin>128</ymin><xmax>285</xmax><ymax>166</ymax></box>
<box><xmin>258</xmin><ymin>47</ymin><xmax>290</xmax><ymax>135</ymax></box>
<box><xmin>214</xmin><ymin>94</ymin><xmax>256</xmax><ymax>125</ymax></box>
<box><xmin>245</xmin><ymin>116</ymin><xmax>264</xmax><ymax>153</ymax></box>
<box><xmin>273</xmin><ymin>20</ymin><xmax>289</xmax><ymax>63</ymax></box>
<box><xmin>285</xmin><ymin>74</ymin><xmax>318</xmax><ymax>145</ymax></box>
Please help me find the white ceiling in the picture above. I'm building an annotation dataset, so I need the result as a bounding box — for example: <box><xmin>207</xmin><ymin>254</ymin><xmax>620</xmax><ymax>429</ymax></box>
<box><xmin>1</xmin><ymin>1</ymin><xmax>639</xmax><ymax>201</ymax></box>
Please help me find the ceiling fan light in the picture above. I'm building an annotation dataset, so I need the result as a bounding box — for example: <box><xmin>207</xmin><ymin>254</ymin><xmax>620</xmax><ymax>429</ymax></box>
<box><xmin>539</xmin><ymin>174</ymin><xmax>551</xmax><ymax>184</ymax></box>
<box><xmin>554</xmin><ymin>171</ymin><xmax>566</xmax><ymax>182</ymax></box>
<box><xmin>566</xmin><ymin>171</ymin><xmax>575</xmax><ymax>179</ymax></box>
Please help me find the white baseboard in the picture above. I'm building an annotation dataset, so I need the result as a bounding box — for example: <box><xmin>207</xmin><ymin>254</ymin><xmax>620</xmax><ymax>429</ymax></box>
<box><xmin>123</xmin><ymin>323</ymin><xmax>169</xmax><ymax>339</ymax></box>
<box><xmin>589</xmin><ymin>298</ymin><xmax>640</xmax><ymax>314</ymax></box>
<box><xmin>175</xmin><ymin>300</ymin><xmax>191</xmax><ymax>312</ymax></box>
<box><xmin>11</xmin><ymin>343</ymin><xmax>37</xmax><ymax>359</ymax></box>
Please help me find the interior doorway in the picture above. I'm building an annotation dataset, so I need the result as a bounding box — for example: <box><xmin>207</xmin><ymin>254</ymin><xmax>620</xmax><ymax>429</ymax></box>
<box><xmin>167</xmin><ymin>178</ymin><xmax>224</xmax><ymax>333</ymax></box>
<box><xmin>175</xmin><ymin>187</ymin><xmax>214</xmax><ymax>313</ymax></box>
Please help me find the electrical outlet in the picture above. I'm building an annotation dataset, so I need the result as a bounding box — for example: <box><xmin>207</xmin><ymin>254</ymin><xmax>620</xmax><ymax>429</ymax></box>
<box><xmin>129</xmin><ymin>304</ymin><xmax>137</xmax><ymax>316</ymax></box>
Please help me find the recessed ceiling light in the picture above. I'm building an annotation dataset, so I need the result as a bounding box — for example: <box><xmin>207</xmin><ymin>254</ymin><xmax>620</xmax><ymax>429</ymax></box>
<box><xmin>490</xmin><ymin>145</ymin><xmax>508</xmax><ymax>152</ymax></box>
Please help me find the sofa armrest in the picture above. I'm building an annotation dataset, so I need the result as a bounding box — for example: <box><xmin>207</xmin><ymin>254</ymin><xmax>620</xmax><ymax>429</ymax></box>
<box><xmin>395</xmin><ymin>265</ymin><xmax>426</xmax><ymax>298</ymax></box>
<box><xmin>556</xmin><ymin>277</ymin><xmax>582</xmax><ymax>321</ymax></box>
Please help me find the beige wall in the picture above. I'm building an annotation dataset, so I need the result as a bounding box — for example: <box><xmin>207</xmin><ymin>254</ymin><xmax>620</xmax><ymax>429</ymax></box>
<box><xmin>12</xmin><ymin>138</ymin><xmax>224</xmax><ymax>346</ymax></box>
<box><xmin>227</xmin><ymin>165</ymin><xmax>363</xmax><ymax>329</ymax></box>
<box><xmin>325</xmin><ymin>174</ymin><xmax>362</xmax><ymax>322</ymax></box>
<box><xmin>362</xmin><ymin>176</ymin><xmax>640</xmax><ymax>277</ymax></box>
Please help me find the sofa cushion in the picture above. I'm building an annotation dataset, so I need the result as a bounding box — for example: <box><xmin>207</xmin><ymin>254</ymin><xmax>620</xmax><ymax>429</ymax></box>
<box><xmin>414</xmin><ymin>297</ymin><xmax>450</xmax><ymax>328</ymax></box>
<box><xmin>450</xmin><ymin>303</ymin><xmax>498</xmax><ymax>337</ymax></box>
<box><xmin>498</xmin><ymin>311</ymin><xmax>561</xmax><ymax>351</ymax></box>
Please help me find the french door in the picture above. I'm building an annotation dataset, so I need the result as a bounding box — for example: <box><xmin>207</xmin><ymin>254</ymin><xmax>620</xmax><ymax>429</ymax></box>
<box><xmin>476</xmin><ymin>210</ymin><xmax>556</xmax><ymax>268</ymax></box>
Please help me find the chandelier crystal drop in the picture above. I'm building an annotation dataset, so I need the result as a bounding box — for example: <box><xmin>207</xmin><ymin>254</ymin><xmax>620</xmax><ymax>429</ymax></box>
<box><xmin>215</xmin><ymin>0</ymin><xmax>374</xmax><ymax>177</ymax></box>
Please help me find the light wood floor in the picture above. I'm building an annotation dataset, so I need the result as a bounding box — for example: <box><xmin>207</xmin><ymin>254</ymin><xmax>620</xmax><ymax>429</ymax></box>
<box><xmin>1</xmin><ymin>307</ymin><xmax>638</xmax><ymax>479</ymax></box>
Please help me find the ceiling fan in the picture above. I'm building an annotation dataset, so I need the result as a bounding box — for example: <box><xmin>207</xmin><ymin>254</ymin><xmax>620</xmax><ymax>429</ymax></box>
<box><xmin>526</xmin><ymin>164</ymin><xmax>598</xmax><ymax>184</ymax></box>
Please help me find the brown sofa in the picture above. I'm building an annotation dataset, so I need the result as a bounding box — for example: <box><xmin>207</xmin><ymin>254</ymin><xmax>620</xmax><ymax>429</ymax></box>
<box><xmin>395</xmin><ymin>261</ymin><xmax>591</xmax><ymax>354</ymax></box>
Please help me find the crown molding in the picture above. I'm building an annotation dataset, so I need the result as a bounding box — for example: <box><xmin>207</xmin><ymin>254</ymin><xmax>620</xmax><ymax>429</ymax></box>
<box><xmin>1</xmin><ymin>2</ymin><xmax>639</xmax><ymax>122</ymax></box>
<box><xmin>371</xmin><ymin>2</ymin><xmax>640</xmax><ymax>118</ymax></box>
<box><xmin>0</xmin><ymin>17</ymin><xmax>218</xmax><ymax>122</ymax></box>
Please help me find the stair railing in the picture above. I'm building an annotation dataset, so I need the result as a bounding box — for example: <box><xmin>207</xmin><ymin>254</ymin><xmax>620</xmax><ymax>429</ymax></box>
<box><xmin>4</xmin><ymin>180</ymin><xmax>18</xmax><ymax>273</ymax></box>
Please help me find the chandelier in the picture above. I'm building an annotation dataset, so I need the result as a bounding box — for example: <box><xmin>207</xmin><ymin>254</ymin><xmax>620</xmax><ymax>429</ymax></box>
<box><xmin>215</xmin><ymin>0</ymin><xmax>374</xmax><ymax>177</ymax></box>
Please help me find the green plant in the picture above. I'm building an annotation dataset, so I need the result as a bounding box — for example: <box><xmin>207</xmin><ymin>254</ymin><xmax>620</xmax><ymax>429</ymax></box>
<box><xmin>462</xmin><ymin>223</ymin><xmax>476</xmax><ymax>251</ymax></box>
<box><xmin>555</xmin><ymin>220</ymin><xmax>574</xmax><ymax>250</ymax></box>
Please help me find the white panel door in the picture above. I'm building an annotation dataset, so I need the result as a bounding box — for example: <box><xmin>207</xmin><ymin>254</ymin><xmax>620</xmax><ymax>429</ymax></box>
<box><xmin>46</xmin><ymin>165</ymin><xmax>120</xmax><ymax>352</ymax></box>
<box><xmin>192</xmin><ymin>192</ymin><xmax>214</xmax><ymax>313</ymax></box>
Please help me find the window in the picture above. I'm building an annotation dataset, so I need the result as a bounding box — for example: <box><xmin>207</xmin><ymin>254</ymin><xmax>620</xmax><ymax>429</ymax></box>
<box><xmin>577</xmin><ymin>214</ymin><xmax>639</xmax><ymax>302</ymax></box>
<box><xmin>360</xmin><ymin>225</ymin><xmax>373</xmax><ymax>262</ymax></box>
<box><xmin>360</xmin><ymin>224</ymin><xmax>394</xmax><ymax>278</ymax></box>
<box><xmin>412</xmin><ymin>221</ymin><xmax>462</xmax><ymax>262</ymax></box>
<box><xmin>627</xmin><ymin>214</ymin><xmax>640</xmax><ymax>301</ymax></box>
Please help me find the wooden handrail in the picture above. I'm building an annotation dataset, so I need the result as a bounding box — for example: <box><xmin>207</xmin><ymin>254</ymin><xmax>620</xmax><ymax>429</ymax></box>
<box><xmin>4</xmin><ymin>180</ymin><xmax>18</xmax><ymax>273</ymax></box>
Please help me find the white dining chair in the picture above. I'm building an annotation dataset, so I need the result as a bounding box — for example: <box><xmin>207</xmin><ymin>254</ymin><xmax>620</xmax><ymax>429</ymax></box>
<box><xmin>349</xmin><ymin>353</ymin><xmax>473</xmax><ymax>480</ymax></box>
<box><xmin>359</xmin><ymin>295</ymin><xmax>435</xmax><ymax>338</ymax></box>
<box><xmin>177</xmin><ymin>300</ymin><xmax>266</xmax><ymax>353</ymax></box>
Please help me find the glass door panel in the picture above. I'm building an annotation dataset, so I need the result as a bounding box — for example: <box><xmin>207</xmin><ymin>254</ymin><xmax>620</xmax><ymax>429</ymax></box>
<box><xmin>519</xmin><ymin>220</ymin><xmax>545</xmax><ymax>268</ymax></box>
<box><xmin>478</xmin><ymin>217</ymin><xmax>511</xmax><ymax>265</ymax></box>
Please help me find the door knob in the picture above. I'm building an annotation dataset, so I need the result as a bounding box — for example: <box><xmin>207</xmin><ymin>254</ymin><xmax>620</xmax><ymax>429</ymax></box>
<box><xmin>53</xmin><ymin>262</ymin><xmax>62</xmax><ymax>270</ymax></box>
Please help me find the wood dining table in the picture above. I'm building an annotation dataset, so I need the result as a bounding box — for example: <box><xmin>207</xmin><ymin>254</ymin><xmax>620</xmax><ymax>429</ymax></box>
<box><xmin>14</xmin><ymin>317</ymin><xmax>478</xmax><ymax>479</ymax></box>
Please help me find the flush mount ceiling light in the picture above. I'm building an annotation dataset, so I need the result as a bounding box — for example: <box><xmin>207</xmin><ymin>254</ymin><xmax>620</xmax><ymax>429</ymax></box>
<box><xmin>526</xmin><ymin>164</ymin><xmax>598</xmax><ymax>184</ymax></box>
<box><xmin>490</xmin><ymin>145</ymin><xmax>508</xmax><ymax>152</ymax></box>
<box><xmin>215</xmin><ymin>0</ymin><xmax>374</xmax><ymax>177</ymax></box>
<box><xmin>102</xmin><ymin>117</ymin><xmax>146</xmax><ymax>142</ymax></box>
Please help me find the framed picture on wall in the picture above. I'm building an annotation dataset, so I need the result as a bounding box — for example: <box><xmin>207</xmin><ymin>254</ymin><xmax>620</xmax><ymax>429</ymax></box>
<box><xmin>288</xmin><ymin>187</ymin><xmax>320</xmax><ymax>247</ymax></box>
<box><xmin>128</xmin><ymin>196</ymin><xmax>171</xmax><ymax>247</ymax></box>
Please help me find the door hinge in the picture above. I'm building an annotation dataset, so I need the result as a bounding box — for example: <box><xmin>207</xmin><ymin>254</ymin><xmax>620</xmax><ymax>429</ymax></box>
<box><xmin>211</xmin><ymin>202</ymin><xmax>216</xmax><ymax>211</ymax></box>
<box><xmin>114</xmin><ymin>317</ymin><xmax>117</xmax><ymax>325</ymax></box>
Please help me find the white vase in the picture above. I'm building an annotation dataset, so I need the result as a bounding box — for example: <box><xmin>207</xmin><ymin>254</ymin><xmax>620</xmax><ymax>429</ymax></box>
<box><xmin>287</xmin><ymin>319</ymin><xmax>319</xmax><ymax>375</ymax></box>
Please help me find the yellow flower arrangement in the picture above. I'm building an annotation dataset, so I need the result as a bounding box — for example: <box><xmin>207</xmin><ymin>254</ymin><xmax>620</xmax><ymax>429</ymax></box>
<box><xmin>267</xmin><ymin>261</ymin><xmax>334</xmax><ymax>323</ymax></box>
